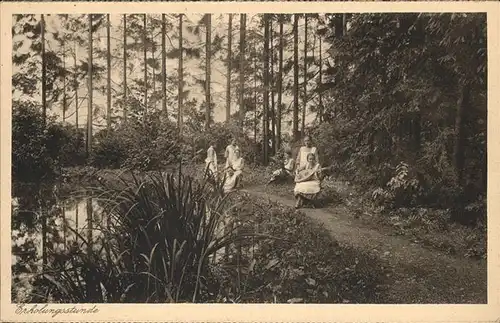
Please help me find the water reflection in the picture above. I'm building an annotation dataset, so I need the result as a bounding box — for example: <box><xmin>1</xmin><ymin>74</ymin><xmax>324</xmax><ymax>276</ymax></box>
<box><xmin>11</xmin><ymin>182</ymin><xmax>105</xmax><ymax>302</ymax></box>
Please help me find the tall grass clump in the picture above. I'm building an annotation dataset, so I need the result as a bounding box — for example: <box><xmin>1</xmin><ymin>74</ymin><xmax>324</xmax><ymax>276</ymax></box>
<box><xmin>38</xmin><ymin>171</ymin><xmax>251</xmax><ymax>303</ymax></box>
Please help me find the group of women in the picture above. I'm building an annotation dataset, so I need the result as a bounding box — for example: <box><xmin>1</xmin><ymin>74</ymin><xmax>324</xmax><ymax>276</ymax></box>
<box><xmin>204</xmin><ymin>138</ymin><xmax>245</xmax><ymax>193</ymax></box>
<box><xmin>204</xmin><ymin>135</ymin><xmax>326</xmax><ymax>209</ymax></box>
<box><xmin>268</xmin><ymin>135</ymin><xmax>326</xmax><ymax>209</ymax></box>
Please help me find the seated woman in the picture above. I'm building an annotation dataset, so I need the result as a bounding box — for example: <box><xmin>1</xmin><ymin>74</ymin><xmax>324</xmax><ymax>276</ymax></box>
<box><xmin>223</xmin><ymin>148</ymin><xmax>244</xmax><ymax>193</ymax></box>
<box><xmin>267</xmin><ymin>149</ymin><xmax>295</xmax><ymax>185</ymax></box>
<box><xmin>294</xmin><ymin>152</ymin><xmax>324</xmax><ymax>209</ymax></box>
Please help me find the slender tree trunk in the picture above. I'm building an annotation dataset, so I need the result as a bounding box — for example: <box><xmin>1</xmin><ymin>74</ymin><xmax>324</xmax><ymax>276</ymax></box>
<box><xmin>143</xmin><ymin>14</ymin><xmax>148</xmax><ymax>123</ymax></box>
<box><xmin>162</xmin><ymin>14</ymin><xmax>167</xmax><ymax>118</ymax></box>
<box><xmin>205</xmin><ymin>14</ymin><xmax>212</xmax><ymax>130</ymax></box>
<box><xmin>62</xmin><ymin>38</ymin><xmax>67</xmax><ymax>122</ymax></box>
<box><xmin>41</xmin><ymin>14</ymin><xmax>47</xmax><ymax>125</ymax></box>
<box><xmin>226</xmin><ymin>14</ymin><xmax>233</xmax><ymax>122</ymax></box>
<box><xmin>277</xmin><ymin>17</ymin><xmax>283</xmax><ymax>152</ymax></box>
<box><xmin>178</xmin><ymin>14</ymin><xmax>184</xmax><ymax>134</ymax></box>
<box><xmin>74</xmin><ymin>42</ymin><xmax>79</xmax><ymax>128</ymax></box>
<box><xmin>123</xmin><ymin>15</ymin><xmax>128</xmax><ymax>121</ymax></box>
<box><xmin>318</xmin><ymin>36</ymin><xmax>323</xmax><ymax>123</ymax></box>
<box><xmin>270</xmin><ymin>20</ymin><xmax>276</xmax><ymax>156</ymax></box>
<box><xmin>239</xmin><ymin>14</ymin><xmax>247</xmax><ymax>126</ymax></box>
<box><xmin>254</xmin><ymin>54</ymin><xmax>258</xmax><ymax>145</ymax></box>
<box><xmin>106</xmin><ymin>14</ymin><xmax>112</xmax><ymax>129</ymax></box>
<box><xmin>293</xmin><ymin>14</ymin><xmax>299</xmax><ymax>141</ymax></box>
<box><xmin>302</xmin><ymin>15</ymin><xmax>308</xmax><ymax>134</ymax></box>
<box><xmin>263</xmin><ymin>14</ymin><xmax>270</xmax><ymax>165</ymax></box>
<box><xmin>86</xmin><ymin>14</ymin><xmax>93</xmax><ymax>157</ymax></box>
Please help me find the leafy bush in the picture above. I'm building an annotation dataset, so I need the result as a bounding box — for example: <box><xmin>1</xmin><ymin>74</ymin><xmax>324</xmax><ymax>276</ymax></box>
<box><xmin>12</xmin><ymin>101</ymin><xmax>86</xmax><ymax>182</ymax></box>
<box><xmin>90</xmin><ymin>115</ymin><xmax>180</xmax><ymax>170</ymax></box>
<box><xmin>372</xmin><ymin>162</ymin><xmax>422</xmax><ymax>208</ymax></box>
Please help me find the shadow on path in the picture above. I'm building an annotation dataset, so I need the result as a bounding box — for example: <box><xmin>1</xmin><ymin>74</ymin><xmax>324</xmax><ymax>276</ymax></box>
<box><xmin>242</xmin><ymin>186</ymin><xmax>487</xmax><ymax>304</ymax></box>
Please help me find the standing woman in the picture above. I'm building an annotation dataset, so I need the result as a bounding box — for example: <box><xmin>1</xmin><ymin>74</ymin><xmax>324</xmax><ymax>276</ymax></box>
<box><xmin>295</xmin><ymin>135</ymin><xmax>319</xmax><ymax>172</ymax></box>
<box><xmin>205</xmin><ymin>142</ymin><xmax>218</xmax><ymax>177</ymax></box>
<box><xmin>225</xmin><ymin>137</ymin><xmax>239</xmax><ymax>169</ymax></box>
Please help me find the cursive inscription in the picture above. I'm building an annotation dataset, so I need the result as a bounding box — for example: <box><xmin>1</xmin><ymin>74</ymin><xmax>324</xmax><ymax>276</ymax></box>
<box><xmin>15</xmin><ymin>304</ymin><xmax>99</xmax><ymax>318</ymax></box>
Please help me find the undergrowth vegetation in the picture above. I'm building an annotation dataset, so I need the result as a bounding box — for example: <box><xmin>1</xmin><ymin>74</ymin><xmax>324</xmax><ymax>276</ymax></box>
<box><xmin>12</xmin><ymin>171</ymin><xmax>387</xmax><ymax>303</ymax></box>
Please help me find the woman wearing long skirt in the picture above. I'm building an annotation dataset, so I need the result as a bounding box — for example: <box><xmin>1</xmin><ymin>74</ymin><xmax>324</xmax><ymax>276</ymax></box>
<box><xmin>294</xmin><ymin>153</ymin><xmax>323</xmax><ymax>209</ymax></box>
<box><xmin>205</xmin><ymin>142</ymin><xmax>218</xmax><ymax>177</ymax></box>
<box><xmin>223</xmin><ymin>148</ymin><xmax>244</xmax><ymax>193</ymax></box>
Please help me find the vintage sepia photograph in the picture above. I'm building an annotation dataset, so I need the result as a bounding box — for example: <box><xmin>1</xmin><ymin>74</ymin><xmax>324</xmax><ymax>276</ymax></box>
<box><xmin>4</xmin><ymin>1</ymin><xmax>492</xmax><ymax>312</ymax></box>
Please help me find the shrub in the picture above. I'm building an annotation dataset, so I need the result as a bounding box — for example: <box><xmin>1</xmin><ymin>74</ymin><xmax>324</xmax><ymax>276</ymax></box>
<box><xmin>12</xmin><ymin>101</ymin><xmax>85</xmax><ymax>182</ymax></box>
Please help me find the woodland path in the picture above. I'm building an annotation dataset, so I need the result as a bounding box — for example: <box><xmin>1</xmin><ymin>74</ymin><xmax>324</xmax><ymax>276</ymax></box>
<box><xmin>241</xmin><ymin>186</ymin><xmax>487</xmax><ymax>304</ymax></box>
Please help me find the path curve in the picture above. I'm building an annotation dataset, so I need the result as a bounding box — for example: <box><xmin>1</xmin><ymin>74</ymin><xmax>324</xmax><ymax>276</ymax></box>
<box><xmin>242</xmin><ymin>187</ymin><xmax>487</xmax><ymax>304</ymax></box>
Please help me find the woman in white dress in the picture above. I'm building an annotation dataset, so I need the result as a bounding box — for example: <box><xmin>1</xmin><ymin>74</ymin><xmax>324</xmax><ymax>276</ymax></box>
<box><xmin>294</xmin><ymin>153</ymin><xmax>323</xmax><ymax>209</ymax></box>
<box><xmin>204</xmin><ymin>142</ymin><xmax>218</xmax><ymax>177</ymax></box>
<box><xmin>223</xmin><ymin>148</ymin><xmax>244</xmax><ymax>193</ymax></box>
<box><xmin>224</xmin><ymin>137</ymin><xmax>239</xmax><ymax>169</ymax></box>
<box><xmin>295</xmin><ymin>135</ymin><xmax>319</xmax><ymax>173</ymax></box>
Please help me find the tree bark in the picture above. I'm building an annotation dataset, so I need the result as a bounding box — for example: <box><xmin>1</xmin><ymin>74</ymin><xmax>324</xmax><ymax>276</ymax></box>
<box><xmin>87</xmin><ymin>14</ymin><xmax>93</xmax><ymax>157</ymax></box>
<box><xmin>143</xmin><ymin>14</ymin><xmax>148</xmax><ymax>123</ymax></box>
<box><xmin>277</xmin><ymin>16</ymin><xmax>283</xmax><ymax>152</ymax></box>
<box><xmin>106</xmin><ymin>14</ymin><xmax>112</xmax><ymax>129</ymax></box>
<box><xmin>318</xmin><ymin>36</ymin><xmax>323</xmax><ymax>123</ymax></box>
<box><xmin>41</xmin><ymin>14</ymin><xmax>47</xmax><ymax>125</ymax></box>
<box><xmin>293</xmin><ymin>14</ymin><xmax>299</xmax><ymax>141</ymax></box>
<box><xmin>178</xmin><ymin>14</ymin><xmax>184</xmax><ymax>135</ymax></box>
<box><xmin>254</xmin><ymin>53</ymin><xmax>258</xmax><ymax>144</ymax></box>
<box><xmin>162</xmin><ymin>14</ymin><xmax>167</xmax><ymax>118</ymax></box>
<box><xmin>123</xmin><ymin>15</ymin><xmax>128</xmax><ymax>121</ymax></box>
<box><xmin>205</xmin><ymin>14</ymin><xmax>212</xmax><ymax>130</ymax></box>
<box><xmin>74</xmin><ymin>41</ymin><xmax>79</xmax><ymax>128</ymax></box>
<box><xmin>302</xmin><ymin>15</ymin><xmax>308</xmax><ymax>134</ymax></box>
<box><xmin>263</xmin><ymin>14</ymin><xmax>270</xmax><ymax>165</ymax></box>
<box><xmin>62</xmin><ymin>37</ymin><xmax>67</xmax><ymax>122</ymax></box>
<box><xmin>226</xmin><ymin>14</ymin><xmax>232</xmax><ymax>122</ymax></box>
<box><xmin>270</xmin><ymin>20</ymin><xmax>276</xmax><ymax>155</ymax></box>
<box><xmin>239</xmin><ymin>14</ymin><xmax>247</xmax><ymax>126</ymax></box>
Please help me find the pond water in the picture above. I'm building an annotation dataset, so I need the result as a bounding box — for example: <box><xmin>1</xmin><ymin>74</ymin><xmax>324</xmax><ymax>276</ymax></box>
<box><xmin>11</xmin><ymin>181</ymin><xmax>110</xmax><ymax>301</ymax></box>
<box><xmin>11</xmin><ymin>178</ymin><xmax>238</xmax><ymax>302</ymax></box>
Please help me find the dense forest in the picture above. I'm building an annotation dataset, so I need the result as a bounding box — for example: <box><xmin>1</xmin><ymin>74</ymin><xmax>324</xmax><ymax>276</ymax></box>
<box><xmin>13</xmin><ymin>13</ymin><xmax>486</xmax><ymax>220</ymax></box>
<box><xmin>11</xmin><ymin>13</ymin><xmax>487</xmax><ymax>304</ymax></box>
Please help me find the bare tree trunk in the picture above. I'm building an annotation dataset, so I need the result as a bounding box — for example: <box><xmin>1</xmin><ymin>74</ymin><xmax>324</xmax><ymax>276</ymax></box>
<box><xmin>318</xmin><ymin>36</ymin><xmax>323</xmax><ymax>123</ymax></box>
<box><xmin>226</xmin><ymin>14</ymin><xmax>232</xmax><ymax>122</ymax></box>
<box><xmin>62</xmin><ymin>37</ymin><xmax>67</xmax><ymax>122</ymax></box>
<box><xmin>143</xmin><ymin>14</ymin><xmax>148</xmax><ymax>123</ymax></box>
<box><xmin>302</xmin><ymin>15</ymin><xmax>308</xmax><ymax>134</ymax></box>
<box><xmin>239</xmin><ymin>14</ymin><xmax>247</xmax><ymax>126</ymax></box>
<box><xmin>41</xmin><ymin>14</ymin><xmax>47</xmax><ymax>125</ymax></box>
<box><xmin>254</xmin><ymin>53</ymin><xmax>258</xmax><ymax>145</ymax></box>
<box><xmin>123</xmin><ymin>15</ymin><xmax>128</xmax><ymax>121</ymax></box>
<box><xmin>277</xmin><ymin>16</ymin><xmax>283</xmax><ymax>151</ymax></box>
<box><xmin>293</xmin><ymin>14</ymin><xmax>299</xmax><ymax>141</ymax></box>
<box><xmin>178</xmin><ymin>14</ymin><xmax>184</xmax><ymax>135</ymax></box>
<box><xmin>263</xmin><ymin>14</ymin><xmax>270</xmax><ymax>165</ymax></box>
<box><xmin>205</xmin><ymin>14</ymin><xmax>212</xmax><ymax>130</ymax></box>
<box><xmin>74</xmin><ymin>42</ymin><xmax>79</xmax><ymax>128</ymax></box>
<box><xmin>106</xmin><ymin>14</ymin><xmax>112</xmax><ymax>129</ymax></box>
<box><xmin>162</xmin><ymin>14</ymin><xmax>168</xmax><ymax>118</ymax></box>
<box><xmin>270</xmin><ymin>20</ymin><xmax>276</xmax><ymax>156</ymax></box>
<box><xmin>86</xmin><ymin>14</ymin><xmax>93</xmax><ymax>157</ymax></box>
